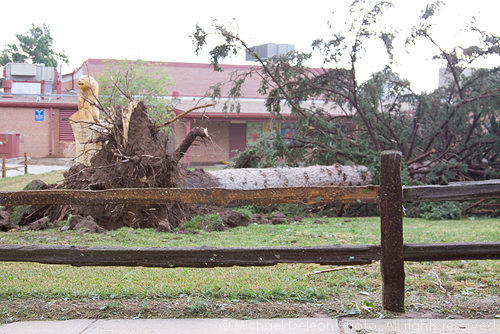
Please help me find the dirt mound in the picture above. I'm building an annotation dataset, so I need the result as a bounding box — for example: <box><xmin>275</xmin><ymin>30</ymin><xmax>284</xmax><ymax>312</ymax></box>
<box><xmin>29</xmin><ymin>100</ymin><xmax>217</xmax><ymax>231</ymax></box>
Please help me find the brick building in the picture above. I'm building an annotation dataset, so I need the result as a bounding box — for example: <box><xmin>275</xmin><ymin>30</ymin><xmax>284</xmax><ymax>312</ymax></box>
<box><xmin>1</xmin><ymin>59</ymin><xmax>346</xmax><ymax>164</ymax></box>
<box><xmin>0</xmin><ymin>63</ymin><xmax>78</xmax><ymax>158</ymax></box>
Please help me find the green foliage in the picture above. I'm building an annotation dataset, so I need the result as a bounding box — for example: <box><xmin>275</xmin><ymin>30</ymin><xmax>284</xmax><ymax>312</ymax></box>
<box><xmin>233</xmin><ymin>132</ymin><xmax>289</xmax><ymax>168</ymax></box>
<box><xmin>202</xmin><ymin>214</ymin><xmax>224</xmax><ymax>232</ymax></box>
<box><xmin>183</xmin><ymin>215</ymin><xmax>203</xmax><ymax>230</ymax></box>
<box><xmin>9</xmin><ymin>205</ymin><xmax>29</xmax><ymax>226</ymax></box>
<box><xmin>0</xmin><ymin>24</ymin><xmax>68</xmax><ymax>67</ymax></box>
<box><xmin>8</xmin><ymin>179</ymin><xmax>50</xmax><ymax>226</ymax></box>
<box><xmin>97</xmin><ymin>60</ymin><xmax>175</xmax><ymax>127</ymax></box>
<box><xmin>231</xmin><ymin>206</ymin><xmax>255</xmax><ymax>219</ymax></box>
<box><xmin>405</xmin><ymin>201</ymin><xmax>464</xmax><ymax>220</ymax></box>
<box><xmin>186</xmin><ymin>297</ymin><xmax>209</xmax><ymax>314</ymax></box>
<box><xmin>183</xmin><ymin>214</ymin><xmax>224</xmax><ymax>232</ymax></box>
<box><xmin>0</xmin><ymin>170</ymin><xmax>65</xmax><ymax>192</ymax></box>
<box><xmin>253</xmin><ymin>204</ymin><xmax>308</xmax><ymax>217</ymax></box>
<box><xmin>418</xmin><ymin>202</ymin><xmax>464</xmax><ymax>220</ymax></box>
<box><xmin>64</xmin><ymin>214</ymin><xmax>73</xmax><ymax>227</ymax></box>
<box><xmin>427</xmin><ymin>161</ymin><xmax>469</xmax><ymax>185</ymax></box>
<box><xmin>193</xmin><ymin>1</ymin><xmax>500</xmax><ymax>185</ymax></box>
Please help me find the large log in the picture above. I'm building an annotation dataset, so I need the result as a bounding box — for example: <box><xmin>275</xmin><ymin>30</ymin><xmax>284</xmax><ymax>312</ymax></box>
<box><xmin>204</xmin><ymin>164</ymin><xmax>373</xmax><ymax>190</ymax></box>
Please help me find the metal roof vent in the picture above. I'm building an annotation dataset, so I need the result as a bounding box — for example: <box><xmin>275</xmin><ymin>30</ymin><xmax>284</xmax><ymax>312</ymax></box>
<box><xmin>245</xmin><ymin>43</ymin><xmax>294</xmax><ymax>61</ymax></box>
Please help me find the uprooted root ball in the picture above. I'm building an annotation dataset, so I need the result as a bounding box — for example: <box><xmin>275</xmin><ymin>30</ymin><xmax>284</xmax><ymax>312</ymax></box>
<box><xmin>41</xmin><ymin>100</ymin><xmax>194</xmax><ymax>231</ymax></box>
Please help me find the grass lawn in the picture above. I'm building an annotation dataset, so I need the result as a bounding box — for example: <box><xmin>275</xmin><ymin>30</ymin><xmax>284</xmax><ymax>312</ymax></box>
<box><xmin>0</xmin><ymin>170</ymin><xmax>65</xmax><ymax>191</ymax></box>
<box><xmin>0</xmin><ymin>171</ymin><xmax>498</xmax><ymax>321</ymax></box>
<box><xmin>0</xmin><ymin>218</ymin><xmax>498</xmax><ymax>321</ymax></box>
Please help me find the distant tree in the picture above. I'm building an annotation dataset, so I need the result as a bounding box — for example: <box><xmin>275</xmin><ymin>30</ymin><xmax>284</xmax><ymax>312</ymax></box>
<box><xmin>193</xmin><ymin>0</ymin><xmax>500</xmax><ymax>184</ymax></box>
<box><xmin>96</xmin><ymin>60</ymin><xmax>175</xmax><ymax>127</ymax></box>
<box><xmin>0</xmin><ymin>23</ymin><xmax>68</xmax><ymax>67</ymax></box>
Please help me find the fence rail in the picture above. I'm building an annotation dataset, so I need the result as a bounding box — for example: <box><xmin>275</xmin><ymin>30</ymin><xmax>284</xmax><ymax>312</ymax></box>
<box><xmin>0</xmin><ymin>244</ymin><xmax>380</xmax><ymax>267</ymax></box>
<box><xmin>0</xmin><ymin>243</ymin><xmax>498</xmax><ymax>268</ymax></box>
<box><xmin>0</xmin><ymin>186</ymin><xmax>379</xmax><ymax>206</ymax></box>
<box><xmin>0</xmin><ymin>151</ymin><xmax>499</xmax><ymax>313</ymax></box>
<box><xmin>3</xmin><ymin>180</ymin><xmax>498</xmax><ymax>206</ymax></box>
<box><xmin>1</xmin><ymin>154</ymin><xmax>28</xmax><ymax>178</ymax></box>
<box><xmin>403</xmin><ymin>179</ymin><xmax>500</xmax><ymax>202</ymax></box>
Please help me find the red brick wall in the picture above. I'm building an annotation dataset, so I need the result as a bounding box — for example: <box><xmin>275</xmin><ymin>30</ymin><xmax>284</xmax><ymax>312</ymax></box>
<box><xmin>0</xmin><ymin>106</ymin><xmax>51</xmax><ymax>157</ymax></box>
<box><xmin>0</xmin><ymin>107</ymin><xmax>79</xmax><ymax>158</ymax></box>
<box><xmin>174</xmin><ymin>119</ymin><xmax>230</xmax><ymax>165</ymax></box>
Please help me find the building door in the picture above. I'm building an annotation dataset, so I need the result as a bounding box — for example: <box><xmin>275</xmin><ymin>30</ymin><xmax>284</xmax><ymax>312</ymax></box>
<box><xmin>229</xmin><ymin>123</ymin><xmax>246</xmax><ymax>159</ymax></box>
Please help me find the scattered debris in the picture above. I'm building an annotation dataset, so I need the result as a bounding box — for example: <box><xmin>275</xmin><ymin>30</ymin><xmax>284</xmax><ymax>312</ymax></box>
<box><xmin>27</xmin><ymin>217</ymin><xmax>49</xmax><ymax>231</ymax></box>
<box><xmin>0</xmin><ymin>210</ymin><xmax>13</xmax><ymax>231</ymax></box>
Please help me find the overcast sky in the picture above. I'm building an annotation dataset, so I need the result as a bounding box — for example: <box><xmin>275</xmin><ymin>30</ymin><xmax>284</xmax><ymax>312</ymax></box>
<box><xmin>1</xmin><ymin>0</ymin><xmax>499</xmax><ymax>93</ymax></box>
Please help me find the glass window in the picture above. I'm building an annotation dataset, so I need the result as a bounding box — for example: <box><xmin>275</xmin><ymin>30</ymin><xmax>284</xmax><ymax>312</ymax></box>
<box><xmin>280</xmin><ymin>122</ymin><xmax>296</xmax><ymax>143</ymax></box>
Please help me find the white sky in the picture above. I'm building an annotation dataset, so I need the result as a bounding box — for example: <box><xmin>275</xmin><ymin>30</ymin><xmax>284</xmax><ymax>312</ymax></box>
<box><xmin>1</xmin><ymin>0</ymin><xmax>499</xmax><ymax>93</ymax></box>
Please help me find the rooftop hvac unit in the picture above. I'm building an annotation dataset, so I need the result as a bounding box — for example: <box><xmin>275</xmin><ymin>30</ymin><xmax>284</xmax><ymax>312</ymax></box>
<box><xmin>5</xmin><ymin>63</ymin><xmax>55</xmax><ymax>82</ymax></box>
<box><xmin>4</xmin><ymin>63</ymin><xmax>56</xmax><ymax>94</ymax></box>
<box><xmin>245</xmin><ymin>43</ymin><xmax>294</xmax><ymax>61</ymax></box>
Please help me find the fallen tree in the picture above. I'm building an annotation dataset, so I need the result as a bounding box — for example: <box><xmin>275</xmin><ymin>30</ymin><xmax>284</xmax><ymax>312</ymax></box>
<box><xmin>198</xmin><ymin>165</ymin><xmax>372</xmax><ymax>190</ymax></box>
<box><xmin>5</xmin><ymin>97</ymin><xmax>373</xmax><ymax>231</ymax></box>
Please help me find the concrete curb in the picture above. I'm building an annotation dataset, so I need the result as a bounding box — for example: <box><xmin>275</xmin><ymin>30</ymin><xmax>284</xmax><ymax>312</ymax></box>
<box><xmin>340</xmin><ymin>318</ymin><xmax>500</xmax><ymax>334</ymax></box>
<box><xmin>0</xmin><ymin>318</ymin><xmax>498</xmax><ymax>334</ymax></box>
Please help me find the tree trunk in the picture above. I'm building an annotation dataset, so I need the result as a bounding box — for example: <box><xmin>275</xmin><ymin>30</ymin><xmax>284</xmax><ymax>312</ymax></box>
<box><xmin>174</xmin><ymin>127</ymin><xmax>209</xmax><ymax>163</ymax></box>
<box><xmin>203</xmin><ymin>164</ymin><xmax>373</xmax><ymax>190</ymax></box>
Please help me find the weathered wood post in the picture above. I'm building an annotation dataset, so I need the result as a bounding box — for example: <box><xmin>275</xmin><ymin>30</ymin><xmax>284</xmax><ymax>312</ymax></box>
<box><xmin>380</xmin><ymin>150</ymin><xmax>405</xmax><ymax>312</ymax></box>
<box><xmin>1</xmin><ymin>157</ymin><xmax>5</xmax><ymax>178</ymax></box>
<box><xmin>24</xmin><ymin>153</ymin><xmax>28</xmax><ymax>175</ymax></box>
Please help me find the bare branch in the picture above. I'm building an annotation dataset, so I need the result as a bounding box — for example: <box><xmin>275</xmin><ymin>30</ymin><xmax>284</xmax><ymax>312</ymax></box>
<box><xmin>174</xmin><ymin>127</ymin><xmax>210</xmax><ymax>163</ymax></box>
<box><xmin>157</xmin><ymin>103</ymin><xmax>215</xmax><ymax>128</ymax></box>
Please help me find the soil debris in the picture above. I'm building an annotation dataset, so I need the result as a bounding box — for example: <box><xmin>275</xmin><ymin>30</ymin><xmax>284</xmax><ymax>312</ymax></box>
<box><xmin>4</xmin><ymin>100</ymin><xmax>237</xmax><ymax>232</ymax></box>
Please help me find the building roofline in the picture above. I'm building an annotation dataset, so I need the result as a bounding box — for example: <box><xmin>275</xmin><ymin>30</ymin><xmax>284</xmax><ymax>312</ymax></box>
<box><xmin>69</xmin><ymin>58</ymin><xmax>327</xmax><ymax>77</ymax></box>
<box><xmin>0</xmin><ymin>101</ymin><xmax>77</xmax><ymax>109</ymax></box>
<box><xmin>84</xmin><ymin>58</ymin><xmax>263</xmax><ymax>72</ymax></box>
<box><xmin>179</xmin><ymin>110</ymin><xmax>298</xmax><ymax>121</ymax></box>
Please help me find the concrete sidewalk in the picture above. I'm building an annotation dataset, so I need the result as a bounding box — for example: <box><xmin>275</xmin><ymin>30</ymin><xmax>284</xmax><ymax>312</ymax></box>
<box><xmin>0</xmin><ymin>318</ymin><xmax>498</xmax><ymax>334</ymax></box>
<box><xmin>2</xmin><ymin>157</ymin><xmax>71</xmax><ymax>177</ymax></box>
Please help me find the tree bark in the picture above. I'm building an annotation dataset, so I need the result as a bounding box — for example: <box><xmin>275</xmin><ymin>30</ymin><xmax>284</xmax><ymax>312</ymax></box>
<box><xmin>204</xmin><ymin>164</ymin><xmax>373</xmax><ymax>190</ymax></box>
<box><xmin>174</xmin><ymin>127</ymin><xmax>209</xmax><ymax>163</ymax></box>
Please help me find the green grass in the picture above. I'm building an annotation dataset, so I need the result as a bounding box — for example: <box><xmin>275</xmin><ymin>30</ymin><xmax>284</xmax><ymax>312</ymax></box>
<box><xmin>0</xmin><ymin>170</ymin><xmax>65</xmax><ymax>191</ymax></box>
<box><xmin>0</xmin><ymin>217</ymin><xmax>498</xmax><ymax>302</ymax></box>
<box><xmin>0</xmin><ymin>171</ymin><xmax>498</xmax><ymax>311</ymax></box>
<box><xmin>1</xmin><ymin>217</ymin><xmax>498</xmax><ymax>247</ymax></box>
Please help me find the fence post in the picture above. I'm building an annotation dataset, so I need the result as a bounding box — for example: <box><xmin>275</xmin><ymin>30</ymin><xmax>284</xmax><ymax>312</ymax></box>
<box><xmin>380</xmin><ymin>150</ymin><xmax>405</xmax><ymax>312</ymax></box>
<box><xmin>2</xmin><ymin>157</ymin><xmax>5</xmax><ymax>178</ymax></box>
<box><xmin>24</xmin><ymin>153</ymin><xmax>28</xmax><ymax>175</ymax></box>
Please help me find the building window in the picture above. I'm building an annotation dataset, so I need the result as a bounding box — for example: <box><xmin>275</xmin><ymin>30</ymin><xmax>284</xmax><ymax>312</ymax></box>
<box><xmin>246</xmin><ymin>122</ymin><xmax>275</xmax><ymax>146</ymax></box>
<box><xmin>280</xmin><ymin>122</ymin><xmax>296</xmax><ymax>143</ymax></box>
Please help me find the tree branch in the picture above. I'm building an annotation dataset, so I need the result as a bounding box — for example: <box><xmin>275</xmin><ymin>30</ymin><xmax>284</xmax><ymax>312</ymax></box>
<box><xmin>157</xmin><ymin>103</ymin><xmax>215</xmax><ymax>128</ymax></box>
<box><xmin>174</xmin><ymin>127</ymin><xmax>210</xmax><ymax>163</ymax></box>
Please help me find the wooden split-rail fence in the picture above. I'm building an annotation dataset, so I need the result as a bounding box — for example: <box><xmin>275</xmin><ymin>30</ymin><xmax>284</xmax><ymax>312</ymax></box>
<box><xmin>0</xmin><ymin>151</ymin><xmax>499</xmax><ymax>312</ymax></box>
<box><xmin>1</xmin><ymin>153</ymin><xmax>28</xmax><ymax>178</ymax></box>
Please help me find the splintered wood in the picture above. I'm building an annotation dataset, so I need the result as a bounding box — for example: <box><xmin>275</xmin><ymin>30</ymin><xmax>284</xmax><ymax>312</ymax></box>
<box><xmin>0</xmin><ymin>186</ymin><xmax>379</xmax><ymax>206</ymax></box>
